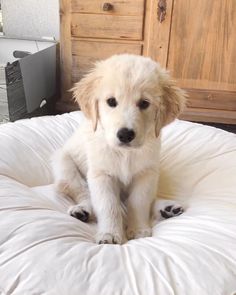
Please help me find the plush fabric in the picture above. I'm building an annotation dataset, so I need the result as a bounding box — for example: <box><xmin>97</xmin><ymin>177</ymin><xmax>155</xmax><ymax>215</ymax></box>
<box><xmin>0</xmin><ymin>112</ymin><xmax>236</xmax><ymax>295</ymax></box>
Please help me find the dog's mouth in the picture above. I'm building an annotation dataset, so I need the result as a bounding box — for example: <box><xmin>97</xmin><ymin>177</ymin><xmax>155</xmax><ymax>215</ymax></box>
<box><xmin>118</xmin><ymin>142</ymin><xmax>131</xmax><ymax>148</ymax></box>
<box><xmin>117</xmin><ymin>141</ymin><xmax>143</xmax><ymax>149</ymax></box>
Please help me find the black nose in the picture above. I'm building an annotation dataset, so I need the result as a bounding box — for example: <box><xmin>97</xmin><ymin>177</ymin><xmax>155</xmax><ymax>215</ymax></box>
<box><xmin>117</xmin><ymin>128</ymin><xmax>135</xmax><ymax>143</ymax></box>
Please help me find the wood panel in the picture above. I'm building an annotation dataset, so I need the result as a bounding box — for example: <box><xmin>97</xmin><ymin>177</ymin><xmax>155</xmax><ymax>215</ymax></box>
<box><xmin>71</xmin><ymin>40</ymin><xmax>142</xmax><ymax>81</ymax></box>
<box><xmin>186</xmin><ymin>89</ymin><xmax>236</xmax><ymax>111</ymax></box>
<box><xmin>181</xmin><ymin>107</ymin><xmax>236</xmax><ymax>124</ymax></box>
<box><xmin>59</xmin><ymin>0</ymin><xmax>236</xmax><ymax>122</ymax></box>
<box><xmin>71</xmin><ymin>0</ymin><xmax>145</xmax><ymax>16</ymax></box>
<box><xmin>71</xmin><ymin>14</ymin><xmax>143</xmax><ymax>40</ymax></box>
<box><xmin>143</xmin><ymin>0</ymin><xmax>173</xmax><ymax>67</ymax></box>
<box><xmin>60</xmin><ymin>0</ymin><xmax>73</xmax><ymax>101</ymax></box>
<box><xmin>167</xmin><ymin>0</ymin><xmax>236</xmax><ymax>92</ymax></box>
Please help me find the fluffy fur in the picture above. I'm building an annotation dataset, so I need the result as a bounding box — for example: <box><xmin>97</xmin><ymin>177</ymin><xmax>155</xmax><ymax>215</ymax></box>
<box><xmin>52</xmin><ymin>54</ymin><xmax>186</xmax><ymax>244</ymax></box>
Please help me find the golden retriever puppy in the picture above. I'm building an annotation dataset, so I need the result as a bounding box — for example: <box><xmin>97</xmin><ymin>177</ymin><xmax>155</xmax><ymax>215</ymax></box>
<box><xmin>52</xmin><ymin>54</ymin><xmax>186</xmax><ymax>244</ymax></box>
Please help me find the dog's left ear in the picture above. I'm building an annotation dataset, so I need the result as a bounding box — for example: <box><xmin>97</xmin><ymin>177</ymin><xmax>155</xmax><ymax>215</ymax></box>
<box><xmin>155</xmin><ymin>74</ymin><xmax>187</xmax><ymax>137</ymax></box>
<box><xmin>161</xmin><ymin>80</ymin><xmax>186</xmax><ymax>125</ymax></box>
<box><xmin>71</xmin><ymin>71</ymin><xmax>100</xmax><ymax>131</ymax></box>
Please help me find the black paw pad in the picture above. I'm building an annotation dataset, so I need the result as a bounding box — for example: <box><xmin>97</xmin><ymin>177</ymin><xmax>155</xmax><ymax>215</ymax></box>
<box><xmin>165</xmin><ymin>205</ymin><xmax>172</xmax><ymax>212</ymax></box>
<box><xmin>71</xmin><ymin>210</ymin><xmax>89</xmax><ymax>222</ymax></box>
<box><xmin>160</xmin><ymin>205</ymin><xmax>184</xmax><ymax>219</ymax></box>
<box><xmin>98</xmin><ymin>238</ymin><xmax>118</xmax><ymax>245</ymax></box>
<box><xmin>173</xmin><ymin>207</ymin><xmax>181</xmax><ymax>214</ymax></box>
<box><xmin>99</xmin><ymin>240</ymin><xmax>109</xmax><ymax>244</ymax></box>
<box><xmin>112</xmin><ymin>239</ymin><xmax>118</xmax><ymax>244</ymax></box>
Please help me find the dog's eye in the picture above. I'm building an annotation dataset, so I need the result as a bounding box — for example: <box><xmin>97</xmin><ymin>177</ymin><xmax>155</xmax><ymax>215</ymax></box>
<box><xmin>107</xmin><ymin>97</ymin><xmax>118</xmax><ymax>108</ymax></box>
<box><xmin>137</xmin><ymin>99</ymin><xmax>150</xmax><ymax>110</ymax></box>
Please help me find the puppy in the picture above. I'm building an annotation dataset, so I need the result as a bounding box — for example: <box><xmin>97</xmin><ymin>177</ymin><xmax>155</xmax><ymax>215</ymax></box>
<box><xmin>52</xmin><ymin>54</ymin><xmax>186</xmax><ymax>244</ymax></box>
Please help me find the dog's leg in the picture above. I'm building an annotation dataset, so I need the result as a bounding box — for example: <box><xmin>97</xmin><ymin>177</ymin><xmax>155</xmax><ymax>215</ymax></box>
<box><xmin>126</xmin><ymin>170</ymin><xmax>157</xmax><ymax>240</ymax></box>
<box><xmin>52</xmin><ymin>151</ymin><xmax>93</xmax><ymax>222</ymax></box>
<box><xmin>88</xmin><ymin>173</ymin><xmax>124</xmax><ymax>244</ymax></box>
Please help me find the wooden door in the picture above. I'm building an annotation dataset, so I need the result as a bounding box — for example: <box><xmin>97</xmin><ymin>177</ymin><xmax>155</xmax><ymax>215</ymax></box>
<box><xmin>144</xmin><ymin>0</ymin><xmax>236</xmax><ymax>123</ymax></box>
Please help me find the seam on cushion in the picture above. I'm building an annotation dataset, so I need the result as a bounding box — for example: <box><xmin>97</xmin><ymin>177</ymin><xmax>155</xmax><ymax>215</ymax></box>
<box><xmin>0</xmin><ymin>234</ymin><xmax>89</xmax><ymax>267</ymax></box>
<box><xmin>140</xmin><ymin>255</ymin><xmax>176</xmax><ymax>295</ymax></box>
<box><xmin>0</xmin><ymin>131</ymin><xmax>51</xmax><ymax>173</ymax></box>
<box><xmin>123</xmin><ymin>244</ymin><xmax>174</xmax><ymax>295</ymax></box>
<box><xmin>0</xmin><ymin>172</ymin><xmax>28</xmax><ymax>186</ymax></box>
<box><xmin>127</xmin><ymin>242</ymin><xmax>179</xmax><ymax>295</ymax></box>
<box><xmin>122</xmin><ymin>246</ymin><xmax>141</xmax><ymax>295</ymax></box>
<box><xmin>16</xmin><ymin>123</ymin><xmax>69</xmax><ymax>150</ymax></box>
<box><xmin>159</xmin><ymin>235</ymin><xmax>236</xmax><ymax>266</ymax></box>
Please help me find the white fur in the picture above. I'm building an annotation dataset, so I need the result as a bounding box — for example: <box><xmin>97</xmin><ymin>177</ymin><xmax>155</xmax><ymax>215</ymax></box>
<box><xmin>52</xmin><ymin>54</ymin><xmax>186</xmax><ymax>244</ymax></box>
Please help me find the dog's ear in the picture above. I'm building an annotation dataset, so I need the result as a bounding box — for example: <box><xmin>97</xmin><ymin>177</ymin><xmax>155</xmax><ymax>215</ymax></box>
<box><xmin>72</xmin><ymin>71</ymin><xmax>100</xmax><ymax>131</ymax></box>
<box><xmin>155</xmin><ymin>73</ymin><xmax>187</xmax><ymax>137</ymax></box>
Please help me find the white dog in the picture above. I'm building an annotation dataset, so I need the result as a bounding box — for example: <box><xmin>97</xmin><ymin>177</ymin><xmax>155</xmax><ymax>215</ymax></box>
<box><xmin>52</xmin><ymin>54</ymin><xmax>186</xmax><ymax>244</ymax></box>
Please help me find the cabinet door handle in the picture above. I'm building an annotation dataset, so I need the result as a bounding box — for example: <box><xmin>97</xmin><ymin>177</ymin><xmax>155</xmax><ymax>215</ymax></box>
<box><xmin>157</xmin><ymin>0</ymin><xmax>167</xmax><ymax>23</ymax></box>
<box><xmin>102</xmin><ymin>2</ymin><xmax>113</xmax><ymax>11</ymax></box>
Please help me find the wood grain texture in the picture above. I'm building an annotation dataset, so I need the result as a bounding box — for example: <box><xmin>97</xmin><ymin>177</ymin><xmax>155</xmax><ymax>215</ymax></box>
<box><xmin>58</xmin><ymin>0</ymin><xmax>236</xmax><ymax>123</ymax></box>
<box><xmin>71</xmin><ymin>37</ymin><xmax>144</xmax><ymax>45</ymax></box>
<box><xmin>142</xmin><ymin>0</ymin><xmax>152</xmax><ymax>56</ymax></box>
<box><xmin>71</xmin><ymin>14</ymin><xmax>143</xmax><ymax>40</ymax></box>
<box><xmin>181</xmin><ymin>107</ymin><xmax>236</xmax><ymax>124</ymax></box>
<box><xmin>167</xmin><ymin>0</ymin><xmax>236</xmax><ymax>92</ymax></box>
<box><xmin>143</xmin><ymin>0</ymin><xmax>173</xmax><ymax>67</ymax></box>
<box><xmin>60</xmin><ymin>0</ymin><xmax>73</xmax><ymax>101</ymax></box>
<box><xmin>71</xmin><ymin>0</ymin><xmax>145</xmax><ymax>15</ymax></box>
<box><xmin>72</xmin><ymin>40</ymin><xmax>142</xmax><ymax>81</ymax></box>
<box><xmin>186</xmin><ymin>89</ymin><xmax>236</xmax><ymax>111</ymax></box>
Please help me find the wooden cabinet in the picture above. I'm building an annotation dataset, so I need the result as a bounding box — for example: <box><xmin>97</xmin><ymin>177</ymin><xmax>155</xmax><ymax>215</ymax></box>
<box><xmin>147</xmin><ymin>0</ymin><xmax>236</xmax><ymax>123</ymax></box>
<box><xmin>59</xmin><ymin>0</ymin><xmax>145</xmax><ymax>111</ymax></box>
<box><xmin>59</xmin><ymin>0</ymin><xmax>236</xmax><ymax>123</ymax></box>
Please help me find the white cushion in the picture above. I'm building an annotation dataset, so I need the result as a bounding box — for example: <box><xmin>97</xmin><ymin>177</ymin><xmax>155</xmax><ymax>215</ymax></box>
<box><xmin>0</xmin><ymin>112</ymin><xmax>236</xmax><ymax>295</ymax></box>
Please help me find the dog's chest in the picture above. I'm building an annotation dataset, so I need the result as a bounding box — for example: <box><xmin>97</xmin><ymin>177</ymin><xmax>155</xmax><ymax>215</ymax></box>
<box><xmin>104</xmin><ymin>149</ymin><xmax>154</xmax><ymax>186</ymax></box>
<box><xmin>114</xmin><ymin>153</ymin><xmax>134</xmax><ymax>185</ymax></box>
<box><xmin>87</xmin><ymin>136</ymin><xmax>160</xmax><ymax>186</ymax></box>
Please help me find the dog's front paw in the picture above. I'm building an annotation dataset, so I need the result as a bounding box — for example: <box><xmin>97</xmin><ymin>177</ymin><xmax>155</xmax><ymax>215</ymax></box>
<box><xmin>126</xmin><ymin>227</ymin><xmax>152</xmax><ymax>240</ymax></box>
<box><xmin>68</xmin><ymin>204</ymin><xmax>91</xmax><ymax>222</ymax></box>
<box><xmin>160</xmin><ymin>203</ymin><xmax>184</xmax><ymax>219</ymax></box>
<box><xmin>96</xmin><ymin>232</ymin><xmax>123</xmax><ymax>245</ymax></box>
<box><xmin>152</xmin><ymin>199</ymin><xmax>185</xmax><ymax>223</ymax></box>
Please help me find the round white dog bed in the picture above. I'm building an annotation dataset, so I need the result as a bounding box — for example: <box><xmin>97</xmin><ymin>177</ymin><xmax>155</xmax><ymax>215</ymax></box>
<box><xmin>0</xmin><ymin>112</ymin><xmax>236</xmax><ymax>295</ymax></box>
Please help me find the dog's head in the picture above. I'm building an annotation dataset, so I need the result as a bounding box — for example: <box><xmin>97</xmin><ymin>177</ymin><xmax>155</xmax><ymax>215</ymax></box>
<box><xmin>72</xmin><ymin>54</ymin><xmax>186</xmax><ymax>148</ymax></box>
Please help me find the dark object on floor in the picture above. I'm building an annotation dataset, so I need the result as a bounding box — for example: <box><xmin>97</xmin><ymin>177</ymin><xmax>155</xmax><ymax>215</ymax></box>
<box><xmin>201</xmin><ymin>122</ymin><xmax>236</xmax><ymax>134</ymax></box>
<box><xmin>1</xmin><ymin>37</ymin><xmax>57</xmax><ymax>122</ymax></box>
